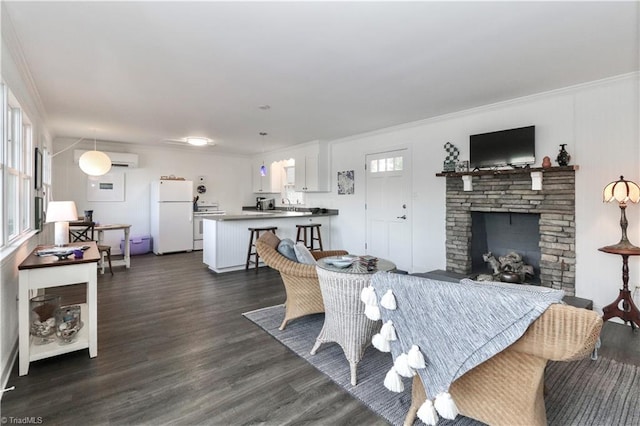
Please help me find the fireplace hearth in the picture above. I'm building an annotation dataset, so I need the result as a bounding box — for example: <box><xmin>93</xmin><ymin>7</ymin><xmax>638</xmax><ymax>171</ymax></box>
<box><xmin>439</xmin><ymin>167</ymin><xmax>577</xmax><ymax>295</ymax></box>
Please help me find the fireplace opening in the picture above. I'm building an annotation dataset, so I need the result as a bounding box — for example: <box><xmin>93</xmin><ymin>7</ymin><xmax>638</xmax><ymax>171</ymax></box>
<box><xmin>471</xmin><ymin>212</ymin><xmax>541</xmax><ymax>284</ymax></box>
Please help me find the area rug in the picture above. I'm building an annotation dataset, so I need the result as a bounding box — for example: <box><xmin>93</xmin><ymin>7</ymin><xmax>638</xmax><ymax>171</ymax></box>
<box><xmin>244</xmin><ymin>304</ymin><xmax>640</xmax><ymax>426</ymax></box>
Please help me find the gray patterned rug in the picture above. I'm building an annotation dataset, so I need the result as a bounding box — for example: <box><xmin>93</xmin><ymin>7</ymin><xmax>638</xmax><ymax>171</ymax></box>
<box><xmin>244</xmin><ymin>304</ymin><xmax>640</xmax><ymax>426</ymax></box>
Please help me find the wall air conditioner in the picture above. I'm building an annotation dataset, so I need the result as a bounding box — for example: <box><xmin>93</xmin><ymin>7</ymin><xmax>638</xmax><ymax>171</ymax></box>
<box><xmin>73</xmin><ymin>150</ymin><xmax>139</xmax><ymax>168</ymax></box>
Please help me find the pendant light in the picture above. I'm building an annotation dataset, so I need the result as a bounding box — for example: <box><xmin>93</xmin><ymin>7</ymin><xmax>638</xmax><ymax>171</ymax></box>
<box><xmin>79</xmin><ymin>130</ymin><xmax>112</xmax><ymax>176</ymax></box>
<box><xmin>259</xmin><ymin>132</ymin><xmax>268</xmax><ymax>177</ymax></box>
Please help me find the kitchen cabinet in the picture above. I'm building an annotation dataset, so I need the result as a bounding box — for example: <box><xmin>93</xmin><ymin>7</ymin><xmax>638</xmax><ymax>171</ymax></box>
<box><xmin>252</xmin><ymin>161</ymin><xmax>282</xmax><ymax>193</ymax></box>
<box><xmin>294</xmin><ymin>142</ymin><xmax>329</xmax><ymax>192</ymax></box>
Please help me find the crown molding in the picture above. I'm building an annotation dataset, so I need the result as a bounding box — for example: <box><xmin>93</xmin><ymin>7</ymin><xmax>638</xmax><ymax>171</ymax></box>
<box><xmin>1</xmin><ymin>3</ymin><xmax>48</xmax><ymax>126</ymax></box>
<box><xmin>330</xmin><ymin>72</ymin><xmax>639</xmax><ymax>146</ymax></box>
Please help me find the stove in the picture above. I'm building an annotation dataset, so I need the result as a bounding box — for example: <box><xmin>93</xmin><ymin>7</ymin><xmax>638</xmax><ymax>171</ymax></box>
<box><xmin>193</xmin><ymin>202</ymin><xmax>225</xmax><ymax>250</ymax></box>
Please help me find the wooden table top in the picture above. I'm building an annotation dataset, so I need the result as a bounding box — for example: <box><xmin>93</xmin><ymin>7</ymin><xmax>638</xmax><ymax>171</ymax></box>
<box><xmin>599</xmin><ymin>243</ymin><xmax>640</xmax><ymax>256</ymax></box>
<box><xmin>94</xmin><ymin>224</ymin><xmax>131</xmax><ymax>231</ymax></box>
<box><xmin>18</xmin><ymin>242</ymin><xmax>100</xmax><ymax>270</ymax></box>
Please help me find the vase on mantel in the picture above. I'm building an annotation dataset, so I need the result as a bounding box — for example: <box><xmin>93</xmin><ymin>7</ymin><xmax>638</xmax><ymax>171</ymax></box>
<box><xmin>556</xmin><ymin>144</ymin><xmax>570</xmax><ymax>166</ymax></box>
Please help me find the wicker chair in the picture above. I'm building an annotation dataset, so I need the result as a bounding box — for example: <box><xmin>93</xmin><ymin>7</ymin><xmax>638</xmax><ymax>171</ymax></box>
<box><xmin>255</xmin><ymin>233</ymin><xmax>348</xmax><ymax>330</ymax></box>
<box><xmin>404</xmin><ymin>302</ymin><xmax>602</xmax><ymax>426</ymax></box>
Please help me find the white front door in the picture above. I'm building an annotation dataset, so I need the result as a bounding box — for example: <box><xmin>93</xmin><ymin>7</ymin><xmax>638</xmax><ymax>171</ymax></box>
<box><xmin>365</xmin><ymin>148</ymin><xmax>412</xmax><ymax>272</ymax></box>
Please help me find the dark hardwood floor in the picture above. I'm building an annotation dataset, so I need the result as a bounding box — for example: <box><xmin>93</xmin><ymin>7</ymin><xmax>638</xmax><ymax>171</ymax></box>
<box><xmin>4</xmin><ymin>251</ymin><xmax>385</xmax><ymax>426</ymax></box>
<box><xmin>3</xmin><ymin>251</ymin><xmax>640</xmax><ymax>425</ymax></box>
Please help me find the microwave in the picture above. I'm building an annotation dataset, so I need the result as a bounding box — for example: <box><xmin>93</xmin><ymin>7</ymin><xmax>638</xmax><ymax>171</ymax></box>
<box><xmin>258</xmin><ymin>198</ymin><xmax>275</xmax><ymax>210</ymax></box>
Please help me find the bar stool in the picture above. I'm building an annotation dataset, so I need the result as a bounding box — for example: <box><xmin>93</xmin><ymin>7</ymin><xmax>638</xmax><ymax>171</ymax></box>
<box><xmin>296</xmin><ymin>224</ymin><xmax>323</xmax><ymax>251</ymax></box>
<box><xmin>246</xmin><ymin>227</ymin><xmax>278</xmax><ymax>271</ymax></box>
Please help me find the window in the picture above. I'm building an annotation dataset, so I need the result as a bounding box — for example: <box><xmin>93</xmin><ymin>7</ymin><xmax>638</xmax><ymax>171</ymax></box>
<box><xmin>370</xmin><ymin>156</ymin><xmax>403</xmax><ymax>174</ymax></box>
<box><xmin>1</xmin><ymin>85</ymin><xmax>35</xmax><ymax>246</ymax></box>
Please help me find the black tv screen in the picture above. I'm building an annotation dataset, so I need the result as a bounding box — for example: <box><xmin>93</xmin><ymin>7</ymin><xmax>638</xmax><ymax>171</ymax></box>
<box><xmin>470</xmin><ymin>125</ymin><xmax>535</xmax><ymax>169</ymax></box>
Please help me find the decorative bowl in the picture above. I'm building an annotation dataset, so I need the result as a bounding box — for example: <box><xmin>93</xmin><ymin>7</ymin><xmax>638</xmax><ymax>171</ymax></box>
<box><xmin>331</xmin><ymin>259</ymin><xmax>355</xmax><ymax>268</ymax></box>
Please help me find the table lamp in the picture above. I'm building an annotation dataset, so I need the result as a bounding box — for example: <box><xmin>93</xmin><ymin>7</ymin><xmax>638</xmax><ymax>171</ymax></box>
<box><xmin>603</xmin><ymin>175</ymin><xmax>640</xmax><ymax>249</ymax></box>
<box><xmin>46</xmin><ymin>201</ymin><xmax>78</xmax><ymax>246</ymax></box>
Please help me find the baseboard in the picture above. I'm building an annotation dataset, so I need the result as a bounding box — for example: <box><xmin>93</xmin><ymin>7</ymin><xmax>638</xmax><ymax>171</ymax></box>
<box><xmin>1</xmin><ymin>339</ymin><xmax>18</xmax><ymax>401</ymax></box>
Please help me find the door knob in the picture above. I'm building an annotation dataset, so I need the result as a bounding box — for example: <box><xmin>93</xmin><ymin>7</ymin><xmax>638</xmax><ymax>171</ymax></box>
<box><xmin>396</xmin><ymin>215</ymin><xmax>407</xmax><ymax>219</ymax></box>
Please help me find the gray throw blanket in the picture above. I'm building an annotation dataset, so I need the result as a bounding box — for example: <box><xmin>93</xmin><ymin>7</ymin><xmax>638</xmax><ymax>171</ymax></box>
<box><xmin>370</xmin><ymin>272</ymin><xmax>564</xmax><ymax>406</ymax></box>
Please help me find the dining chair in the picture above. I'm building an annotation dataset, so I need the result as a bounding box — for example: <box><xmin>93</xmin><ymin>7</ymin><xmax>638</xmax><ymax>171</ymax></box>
<box><xmin>68</xmin><ymin>220</ymin><xmax>113</xmax><ymax>275</ymax></box>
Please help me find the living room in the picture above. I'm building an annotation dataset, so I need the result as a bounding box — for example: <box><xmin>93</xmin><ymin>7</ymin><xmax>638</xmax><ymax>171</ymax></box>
<box><xmin>1</xmin><ymin>2</ymin><xmax>639</xmax><ymax>424</ymax></box>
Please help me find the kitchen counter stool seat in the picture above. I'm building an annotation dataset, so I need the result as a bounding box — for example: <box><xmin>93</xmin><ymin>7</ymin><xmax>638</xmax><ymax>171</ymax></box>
<box><xmin>296</xmin><ymin>224</ymin><xmax>323</xmax><ymax>251</ymax></box>
<box><xmin>246</xmin><ymin>227</ymin><xmax>278</xmax><ymax>271</ymax></box>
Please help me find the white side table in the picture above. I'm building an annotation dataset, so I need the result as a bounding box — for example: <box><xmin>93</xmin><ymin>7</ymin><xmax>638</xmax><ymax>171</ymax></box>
<box><xmin>18</xmin><ymin>242</ymin><xmax>100</xmax><ymax>375</ymax></box>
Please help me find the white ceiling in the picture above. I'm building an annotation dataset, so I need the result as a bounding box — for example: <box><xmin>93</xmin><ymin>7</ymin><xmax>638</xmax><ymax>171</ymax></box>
<box><xmin>3</xmin><ymin>1</ymin><xmax>638</xmax><ymax>155</ymax></box>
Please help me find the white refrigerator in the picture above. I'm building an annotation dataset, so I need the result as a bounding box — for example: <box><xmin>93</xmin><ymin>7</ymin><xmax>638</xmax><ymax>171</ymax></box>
<box><xmin>150</xmin><ymin>180</ymin><xmax>194</xmax><ymax>254</ymax></box>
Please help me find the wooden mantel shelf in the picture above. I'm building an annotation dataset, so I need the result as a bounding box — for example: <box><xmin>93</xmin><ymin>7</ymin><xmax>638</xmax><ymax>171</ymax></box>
<box><xmin>436</xmin><ymin>165</ymin><xmax>579</xmax><ymax>178</ymax></box>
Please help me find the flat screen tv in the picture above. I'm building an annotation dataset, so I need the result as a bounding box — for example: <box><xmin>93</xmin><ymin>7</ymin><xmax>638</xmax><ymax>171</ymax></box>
<box><xmin>469</xmin><ymin>125</ymin><xmax>535</xmax><ymax>169</ymax></box>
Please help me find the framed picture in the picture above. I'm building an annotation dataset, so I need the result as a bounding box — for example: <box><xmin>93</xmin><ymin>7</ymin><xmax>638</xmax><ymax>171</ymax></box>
<box><xmin>337</xmin><ymin>170</ymin><xmax>355</xmax><ymax>195</ymax></box>
<box><xmin>87</xmin><ymin>172</ymin><xmax>125</xmax><ymax>202</ymax></box>
<box><xmin>34</xmin><ymin>196</ymin><xmax>44</xmax><ymax>232</ymax></box>
<box><xmin>34</xmin><ymin>147</ymin><xmax>43</xmax><ymax>190</ymax></box>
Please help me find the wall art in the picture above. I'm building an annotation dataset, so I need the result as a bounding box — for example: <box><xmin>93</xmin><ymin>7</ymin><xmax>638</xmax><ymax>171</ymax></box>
<box><xmin>337</xmin><ymin>170</ymin><xmax>355</xmax><ymax>195</ymax></box>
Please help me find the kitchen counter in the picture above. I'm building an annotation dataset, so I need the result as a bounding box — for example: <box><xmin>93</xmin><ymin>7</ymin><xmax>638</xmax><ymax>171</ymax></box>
<box><xmin>207</xmin><ymin>208</ymin><xmax>338</xmax><ymax>221</ymax></box>
<box><xmin>202</xmin><ymin>209</ymin><xmax>337</xmax><ymax>273</ymax></box>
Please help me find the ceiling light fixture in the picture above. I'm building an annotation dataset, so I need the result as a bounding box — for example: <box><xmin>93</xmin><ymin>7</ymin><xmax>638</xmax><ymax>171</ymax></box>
<box><xmin>186</xmin><ymin>137</ymin><xmax>209</xmax><ymax>146</ymax></box>
<box><xmin>259</xmin><ymin>132</ymin><xmax>268</xmax><ymax>177</ymax></box>
<box><xmin>78</xmin><ymin>130</ymin><xmax>112</xmax><ymax>176</ymax></box>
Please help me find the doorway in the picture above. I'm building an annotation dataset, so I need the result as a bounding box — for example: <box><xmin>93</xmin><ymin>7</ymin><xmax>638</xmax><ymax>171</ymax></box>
<box><xmin>365</xmin><ymin>148</ymin><xmax>412</xmax><ymax>272</ymax></box>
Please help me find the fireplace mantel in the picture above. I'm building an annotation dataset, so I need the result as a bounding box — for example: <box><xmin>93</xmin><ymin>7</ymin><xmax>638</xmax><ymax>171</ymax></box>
<box><xmin>435</xmin><ymin>165</ymin><xmax>579</xmax><ymax>178</ymax></box>
<box><xmin>440</xmin><ymin>166</ymin><xmax>577</xmax><ymax>295</ymax></box>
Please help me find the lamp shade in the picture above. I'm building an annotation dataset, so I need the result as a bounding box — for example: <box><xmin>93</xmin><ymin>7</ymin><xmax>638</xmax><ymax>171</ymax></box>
<box><xmin>46</xmin><ymin>201</ymin><xmax>78</xmax><ymax>246</ymax></box>
<box><xmin>603</xmin><ymin>176</ymin><xmax>640</xmax><ymax>204</ymax></box>
<box><xmin>45</xmin><ymin>201</ymin><xmax>78</xmax><ymax>223</ymax></box>
<box><xmin>79</xmin><ymin>150</ymin><xmax>112</xmax><ymax>176</ymax></box>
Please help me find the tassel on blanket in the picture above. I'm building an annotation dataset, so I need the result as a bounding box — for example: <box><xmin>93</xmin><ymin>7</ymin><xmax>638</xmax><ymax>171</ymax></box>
<box><xmin>407</xmin><ymin>344</ymin><xmax>426</xmax><ymax>369</ymax></box>
<box><xmin>364</xmin><ymin>304</ymin><xmax>381</xmax><ymax>321</ymax></box>
<box><xmin>380</xmin><ymin>290</ymin><xmax>397</xmax><ymax>310</ymax></box>
<box><xmin>383</xmin><ymin>366</ymin><xmax>404</xmax><ymax>392</ymax></box>
<box><xmin>417</xmin><ymin>399</ymin><xmax>439</xmax><ymax>426</ymax></box>
<box><xmin>394</xmin><ymin>353</ymin><xmax>415</xmax><ymax>377</ymax></box>
<box><xmin>380</xmin><ymin>320</ymin><xmax>397</xmax><ymax>341</ymax></box>
<box><xmin>372</xmin><ymin>333</ymin><xmax>391</xmax><ymax>352</ymax></box>
<box><xmin>360</xmin><ymin>285</ymin><xmax>373</xmax><ymax>304</ymax></box>
<box><xmin>434</xmin><ymin>392</ymin><xmax>459</xmax><ymax>420</ymax></box>
<box><xmin>363</xmin><ymin>286</ymin><xmax>378</xmax><ymax>307</ymax></box>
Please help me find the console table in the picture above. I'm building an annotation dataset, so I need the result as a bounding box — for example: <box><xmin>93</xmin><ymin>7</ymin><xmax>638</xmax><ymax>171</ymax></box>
<box><xmin>599</xmin><ymin>244</ymin><xmax>640</xmax><ymax>329</ymax></box>
<box><xmin>18</xmin><ymin>242</ymin><xmax>100</xmax><ymax>375</ymax></box>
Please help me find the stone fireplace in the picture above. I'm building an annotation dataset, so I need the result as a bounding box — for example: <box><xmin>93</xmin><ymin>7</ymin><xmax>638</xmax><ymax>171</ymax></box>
<box><xmin>440</xmin><ymin>167</ymin><xmax>577</xmax><ymax>295</ymax></box>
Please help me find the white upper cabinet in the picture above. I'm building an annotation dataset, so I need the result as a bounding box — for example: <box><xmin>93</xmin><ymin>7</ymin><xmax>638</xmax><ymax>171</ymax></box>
<box><xmin>294</xmin><ymin>142</ymin><xmax>329</xmax><ymax>192</ymax></box>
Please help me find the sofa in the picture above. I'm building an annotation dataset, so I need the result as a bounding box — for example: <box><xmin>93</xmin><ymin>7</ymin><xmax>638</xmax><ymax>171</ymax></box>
<box><xmin>367</xmin><ymin>273</ymin><xmax>603</xmax><ymax>426</ymax></box>
<box><xmin>255</xmin><ymin>232</ymin><xmax>347</xmax><ymax>330</ymax></box>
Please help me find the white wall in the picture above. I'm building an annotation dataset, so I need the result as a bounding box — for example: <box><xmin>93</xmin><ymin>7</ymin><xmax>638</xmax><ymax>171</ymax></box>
<box><xmin>52</xmin><ymin>140</ymin><xmax>254</xmax><ymax>252</ymax></box>
<box><xmin>304</xmin><ymin>73</ymin><xmax>639</xmax><ymax>314</ymax></box>
<box><xmin>1</xmin><ymin>14</ymin><xmax>55</xmax><ymax>391</ymax></box>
